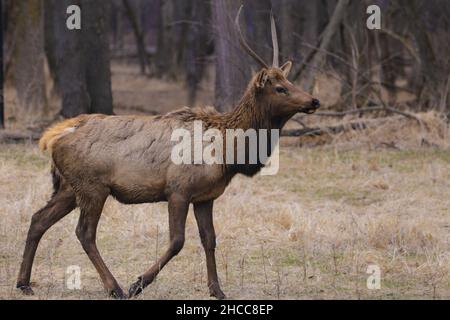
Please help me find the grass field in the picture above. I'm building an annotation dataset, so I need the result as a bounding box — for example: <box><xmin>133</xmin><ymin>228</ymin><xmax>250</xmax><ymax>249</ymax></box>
<box><xmin>0</xmin><ymin>142</ymin><xmax>448</xmax><ymax>300</ymax></box>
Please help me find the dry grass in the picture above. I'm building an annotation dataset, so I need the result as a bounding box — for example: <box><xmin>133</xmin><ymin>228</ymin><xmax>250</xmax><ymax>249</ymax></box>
<box><xmin>0</xmin><ymin>143</ymin><xmax>448</xmax><ymax>300</ymax></box>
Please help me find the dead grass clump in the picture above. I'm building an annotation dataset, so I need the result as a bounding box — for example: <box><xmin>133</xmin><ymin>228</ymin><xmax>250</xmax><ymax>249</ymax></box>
<box><xmin>363</xmin><ymin>111</ymin><xmax>450</xmax><ymax>149</ymax></box>
<box><xmin>290</xmin><ymin>110</ymin><xmax>449</xmax><ymax>150</ymax></box>
<box><xmin>366</xmin><ymin>215</ymin><xmax>439</xmax><ymax>254</ymax></box>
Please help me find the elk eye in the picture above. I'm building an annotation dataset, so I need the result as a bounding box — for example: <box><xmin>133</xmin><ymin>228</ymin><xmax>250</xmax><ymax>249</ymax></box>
<box><xmin>276</xmin><ymin>86</ymin><xmax>288</xmax><ymax>94</ymax></box>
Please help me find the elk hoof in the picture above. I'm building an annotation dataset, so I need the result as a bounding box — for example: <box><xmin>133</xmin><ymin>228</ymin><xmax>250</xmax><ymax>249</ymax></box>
<box><xmin>128</xmin><ymin>278</ymin><xmax>145</xmax><ymax>298</ymax></box>
<box><xmin>18</xmin><ymin>285</ymin><xmax>35</xmax><ymax>296</ymax></box>
<box><xmin>109</xmin><ymin>287</ymin><xmax>127</xmax><ymax>300</ymax></box>
<box><xmin>209</xmin><ymin>285</ymin><xmax>226</xmax><ymax>300</ymax></box>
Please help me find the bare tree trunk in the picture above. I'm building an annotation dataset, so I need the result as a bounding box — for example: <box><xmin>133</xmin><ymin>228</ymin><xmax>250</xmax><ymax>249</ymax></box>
<box><xmin>213</xmin><ymin>0</ymin><xmax>251</xmax><ymax>112</ymax></box>
<box><xmin>13</xmin><ymin>0</ymin><xmax>48</xmax><ymax>120</ymax></box>
<box><xmin>110</xmin><ymin>0</ymin><xmax>120</xmax><ymax>52</ymax></box>
<box><xmin>0</xmin><ymin>0</ymin><xmax>4</xmax><ymax>128</ymax></box>
<box><xmin>143</xmin><ymin>0</ymin><xmax>162</xmax><ymax>74</ymax></box>
<box><xmin>276</xmin><ymin>0</ymin><xmax>303</xmax><ymax>63</ymax></box>
<box><xmin>52</xmin><ymin>0</ymin><xmax>113</xmax><ymax>117</ymax></box>
<box><xmin>83</xmin><ymin>0</ymin><xmax>114</xmax><ymax>115</ymax></box>
<box><xmin>3</xmin><ymin>0</ymin><xmax>18</xmax><ymax>79</ymax></box>
<box><xmin>185</xmin><ymin>0</ymin><xmax>210</xmax><ymax>106</ymax></box>
<box><xmin>155</xmin><ymin>0</ymin><xmax>186</xmax><ymax>79</ymax></box>
<box><xmin>406</xmin><ymin>0</ymin><xmax>447</xmax><ymax>110</ymax></box>
<box><xmin>245</xmin><ymin>0</ymin><xmax>272</xmax><ymax>63</ymax></box>
<box><xmin>53</xmin><ymin>0</ymin><xmax>89</xmax><ymax>117</ymax></box>
<box><xmin>154</xmin><ymin>0</ymin><xmax>170</xmax><ymax>77</ymax></box>
<box><xmin>44</xmin><ymin>0</ymin><xmax>59</xmax><ymax>92</ymax></box>
<box><xmin>298</xmin><ymin>0</ymin><xmax>350</xmax><ymax>92</ymax></box>
<box><xmin>122</xmin><ymin>0</ymin><xmax>150</xmax><ymax>75</ymax></box>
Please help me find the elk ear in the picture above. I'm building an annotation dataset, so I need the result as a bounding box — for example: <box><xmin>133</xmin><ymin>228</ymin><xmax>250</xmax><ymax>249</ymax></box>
<box><xmin>255</xmin><ymin>69</ymin><xmax>269</xmax><ymax>89</ymax></box>
<box><xmin>280</xmin><ymin>61</ymin><xmax>292</xmax><ymax>78</ymax></box>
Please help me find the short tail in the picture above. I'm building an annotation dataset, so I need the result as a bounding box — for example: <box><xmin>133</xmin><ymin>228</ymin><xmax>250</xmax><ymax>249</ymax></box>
<box><xmin>39</xmin><ymin>114</ymin><xmax>103</xmax><ymax>153</ymax></box>
<box><xmin>39</xmin><ymin>116</ymin><xmax>86</xmax><ymax>153</ymax></box>
<box><xmin>50</xmin><ymin>164</ymin><xmax>62</xmax><ymax>197</ymax></box>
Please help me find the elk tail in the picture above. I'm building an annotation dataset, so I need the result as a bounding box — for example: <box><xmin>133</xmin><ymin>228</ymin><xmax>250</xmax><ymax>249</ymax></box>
<box><xmin>50</xmin><ymin>164</ymin><xmax>62</xmax><ymax>197</ymax></box>
<box><xmin>39</xmin><ymin>114</ymin><xmax>95</xmax><ymax>153</ymax></box>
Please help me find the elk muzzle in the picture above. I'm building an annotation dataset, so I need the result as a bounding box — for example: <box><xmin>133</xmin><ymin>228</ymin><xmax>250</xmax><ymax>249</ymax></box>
<box><xmin>302</xmin><ymin>98</ymin><xmax>320</xmax><ymax>114</ymax></box>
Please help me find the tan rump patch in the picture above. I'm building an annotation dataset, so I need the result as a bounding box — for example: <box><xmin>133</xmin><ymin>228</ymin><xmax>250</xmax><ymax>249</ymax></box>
<box><xmin>39</xmin><ymin>115</ymin><xmax>91</xmax><ymax>153</ymax></box>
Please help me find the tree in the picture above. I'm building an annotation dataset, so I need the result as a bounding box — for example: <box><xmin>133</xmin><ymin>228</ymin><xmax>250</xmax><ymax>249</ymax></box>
<box><xmin>405</xmin><ymin>0</ymin><xmax>449</xmax><ymax>111</ymax></box>
<box><xmin>83</xmin><ymin>0</ymin><xmax>114</xmax><ymax>115</ymax></box>
<box><xmin>0</xmin><ymin>0</ymin><xmax>3</xmax><ymax>129</ymax></box>
<box><xmin>244</xmin><ymin>0</ymin><xmax>272</xmax><ymax>63</ymax></box>
<box><xmin>275</xmin><ymin>0</ymin><xmax>304</xmax><ymax>63</ymax></box>
<box><xmin>212</xmin><ymin>0</ymin><xmax>251</xmax><ymax>112</ymax></box>
<box><xmin>50</xmin><ymin>0</ymin><xmax>113</xmax><ymax>118</ymax></box>
<box><xmin>122</xmin><ymin>0</ymin><xmax>150</xmax><ymax>75</ymax></box>
<box><xmin>185</xmin><ymin>0</ymin><xmax>210</xmax><ymax>106</ymax></box>
<box><xmin>296</xmin><ymin>0</ymin><xmax>350</xmax><ymax>92</ymax></box>
<box><xmin>13</xmin><ymin>0</ymin><xmax>48</xmax><ymax>120</ymax></box>
<box><xmin>43</xmin><ymin>0</ymin><xmax>58</xmax><ymax>92</ymax></box>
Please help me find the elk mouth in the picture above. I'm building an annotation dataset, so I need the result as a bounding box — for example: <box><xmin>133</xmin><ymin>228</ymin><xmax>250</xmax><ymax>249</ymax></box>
<box><xmin>300</xmin><ymin>99</ymin><xmax>320</xmax><ymax>114</ymax></box>
<box><xmin>300</xmin><ymin>106</ymin><xmax>319</xmax><ymax>114</ymax></box>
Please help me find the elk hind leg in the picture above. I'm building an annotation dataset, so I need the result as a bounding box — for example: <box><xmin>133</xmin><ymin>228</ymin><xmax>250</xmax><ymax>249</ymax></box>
<box><xmin>17</xmin><ymin>186</ymin><xmax>77</xmax><ymax>295</ymax></box>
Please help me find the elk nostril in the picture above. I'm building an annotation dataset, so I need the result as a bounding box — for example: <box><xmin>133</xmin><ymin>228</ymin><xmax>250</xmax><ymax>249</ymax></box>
<box><xmin>311</xmin><ymin>99</ymin><xmax>320</xmax><ymax>108</ymax></box>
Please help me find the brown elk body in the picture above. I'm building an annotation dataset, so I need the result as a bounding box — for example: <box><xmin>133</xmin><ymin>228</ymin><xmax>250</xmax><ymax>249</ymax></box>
<box><xmin>17</xmin><ymin>7</ymin><xmax>320</xmax><ymax>299</ymax></box>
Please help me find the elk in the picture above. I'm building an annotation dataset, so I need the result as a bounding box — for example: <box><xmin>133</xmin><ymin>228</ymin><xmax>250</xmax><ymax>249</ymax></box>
<box><xmin>17</xmin><ymin>6</ymin><xmax>320</xmax><ymax>299</ymax></box>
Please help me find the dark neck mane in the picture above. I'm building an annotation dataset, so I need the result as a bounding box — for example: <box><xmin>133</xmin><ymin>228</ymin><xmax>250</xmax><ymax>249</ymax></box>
<box><xmin>165</xmin><ymin>85</ymin><xmax>291</xmax><ymax>178</ymax></box>
<box><xmin>223</xmin><ymin>87</ymin><xmax>270</xmax><ymax>130</ymax></box>
<box><xmin>220</xmin><ymin>87</ymin><xmax>285</xmax><ymax>178</ymax></box>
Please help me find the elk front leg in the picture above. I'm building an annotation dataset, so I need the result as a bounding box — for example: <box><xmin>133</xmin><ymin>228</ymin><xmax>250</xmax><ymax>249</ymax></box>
<box><xmin>128</xmin><ymin>193</ymin><xmax>189</xmax><ymax>298</ymax></box>
<box><xmin>194</xmin><ymin>200</ymin><xmax>226</xmax><ymax>299</ymax></box>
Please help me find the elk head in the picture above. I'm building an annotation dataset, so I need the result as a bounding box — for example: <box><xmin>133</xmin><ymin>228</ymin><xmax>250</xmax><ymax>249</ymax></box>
<box><xmin>235</xmin><ymin>6</ymin><xmax>320</xmax><ymax>117</ymax></box>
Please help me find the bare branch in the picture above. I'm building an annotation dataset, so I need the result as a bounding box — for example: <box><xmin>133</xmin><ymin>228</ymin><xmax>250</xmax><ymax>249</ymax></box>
<box><xmin>234</xmin><ymin>5</ymin><xmax>268</xmax><ymax>69</ymax></box>
<box><xmin>297</xmin><ymin>0</ymin><xmax>350</xmax><ymax>91</ymax></box>
<box><xmin>294</xmin><ymin>105</ymin><xmax>423</xmax><ymax>124</ymax></box>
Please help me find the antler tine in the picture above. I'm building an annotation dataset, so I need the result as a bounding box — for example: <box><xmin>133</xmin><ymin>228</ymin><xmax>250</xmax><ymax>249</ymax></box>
<box><xmin>270</xmin><ymin>11</ymin><xmax>279</xmax><ymax>68</ymax></box>
<box><xmin>235</xmin><ymin>5</ymin><xmax>269</xmax><ymax>69</ymax></box>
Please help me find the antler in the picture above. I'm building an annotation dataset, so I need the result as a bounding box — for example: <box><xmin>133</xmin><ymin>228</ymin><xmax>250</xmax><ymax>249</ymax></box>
<box><xmin>270</xmin><ymin>11</ymin><xmax>279</xmax><ymax>68</ymax></box>
<box><xmin>235</xmin><ymin>5</ymin><xmax>269</xmax><ymax>69</ymax></box>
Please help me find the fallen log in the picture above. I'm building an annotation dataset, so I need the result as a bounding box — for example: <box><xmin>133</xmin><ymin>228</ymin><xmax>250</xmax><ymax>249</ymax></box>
<box><xmin>0</xmin><ymin>131</ymin><xmax>41</xmax><ymax>144</ymax></box>
<box><xmin>282</xmin><ymin>117</ymin><xmax>392</xmax><ymax>137</ymax></box>
<box><xmin>294</xmin><ymin>105</ymin><xmax>422</xmax><ymax>123</ymax></box>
